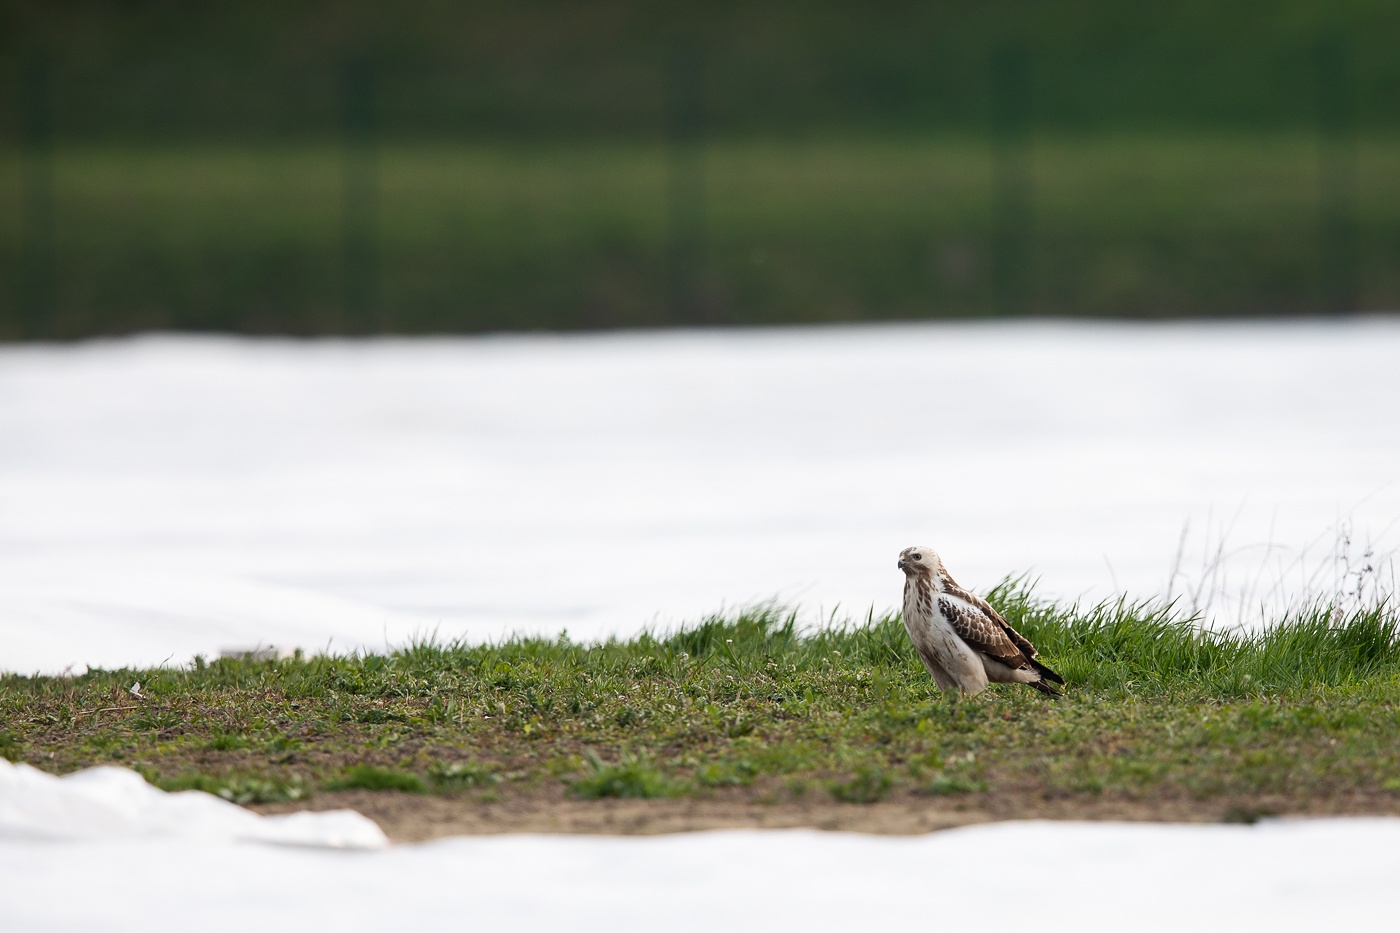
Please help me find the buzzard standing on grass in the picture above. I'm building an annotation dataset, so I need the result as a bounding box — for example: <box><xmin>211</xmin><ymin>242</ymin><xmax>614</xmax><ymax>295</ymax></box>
<box><xmin>897</xmin><ymin>545</ymin><xmax>1063</xmax><ymax>698</ymax></box>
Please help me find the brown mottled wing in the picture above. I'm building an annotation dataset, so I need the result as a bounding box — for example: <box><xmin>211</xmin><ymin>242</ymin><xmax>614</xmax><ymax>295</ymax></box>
<box><xmin>937</xmin><ymin>595</ymin><xmax>1031</xmax><ymax>670</ymax></box>
<box><xmin>941</xmin><ymin>581</ymin><xmax>1040</xmax><ymax>659</ymax></box>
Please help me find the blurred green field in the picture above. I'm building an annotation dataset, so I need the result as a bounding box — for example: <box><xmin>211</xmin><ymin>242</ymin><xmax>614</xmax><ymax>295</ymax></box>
<box><xmin>3</xmin><ymin>134</ymin><xmax>1398</xmax><ymax>336</ymax></box>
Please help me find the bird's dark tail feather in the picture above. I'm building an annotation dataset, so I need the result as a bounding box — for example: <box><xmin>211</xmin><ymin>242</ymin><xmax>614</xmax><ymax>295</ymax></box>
<box><xmin>1030</xmin><ymin>657</ymin><xmax>1065</xmax><ymax>685</ymax></box>
<box><xmin>1027</xmin><ymin>658</ymin><xmax>1065</xmax><ymax>697</ymax></box>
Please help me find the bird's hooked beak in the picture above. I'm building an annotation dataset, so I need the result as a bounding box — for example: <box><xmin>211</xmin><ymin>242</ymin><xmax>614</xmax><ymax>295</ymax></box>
<box><xmin>897</xmin><ymin>556</ymin><xmax>914</xmax><ymax>573</ymax></box>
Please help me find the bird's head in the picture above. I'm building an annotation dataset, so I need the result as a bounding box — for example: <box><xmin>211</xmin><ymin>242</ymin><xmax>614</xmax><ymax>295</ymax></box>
<box><xmin>897</xmin><ymin>546</ymin><xmax>939</xmax><ymax>577</ymax></box>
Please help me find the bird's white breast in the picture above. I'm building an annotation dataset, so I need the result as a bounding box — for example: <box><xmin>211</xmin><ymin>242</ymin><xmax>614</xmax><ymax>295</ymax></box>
<box><xmin>902</xmin><ymin>579</ymin><xmax>988</xmax><ymax>694</ymax></box>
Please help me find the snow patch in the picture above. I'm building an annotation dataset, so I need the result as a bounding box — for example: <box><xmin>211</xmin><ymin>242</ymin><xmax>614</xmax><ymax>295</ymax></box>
<box><xmin>1</xmin><ymin>816</ymin><xmax>1397</xmax><ymax>931</ymax></box>
<box><xmin>0</xmin><ymin>760</ymin><xmax>386</xmax><ymax>849</ymax></box>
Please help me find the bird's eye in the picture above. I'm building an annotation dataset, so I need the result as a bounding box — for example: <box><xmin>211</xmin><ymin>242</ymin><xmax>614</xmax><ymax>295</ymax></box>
<box><xmin>911</xmin><ymin>554</ymin><xmax>922</xmax><ymax>561</ymax></box>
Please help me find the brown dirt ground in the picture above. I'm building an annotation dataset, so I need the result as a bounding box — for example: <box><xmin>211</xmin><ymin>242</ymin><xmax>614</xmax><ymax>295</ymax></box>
<box><xmin>254</xmin><ymin>790</ymin><xmax>1400</xmax><ymax>844</ymax></box>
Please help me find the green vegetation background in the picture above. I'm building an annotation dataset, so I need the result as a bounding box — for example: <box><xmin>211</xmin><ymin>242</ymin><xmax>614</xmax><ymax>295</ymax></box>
<box><xmin>3</xmin><ymin>1</ymin><xmax>1400</xmax><ymax>336</ymax></box>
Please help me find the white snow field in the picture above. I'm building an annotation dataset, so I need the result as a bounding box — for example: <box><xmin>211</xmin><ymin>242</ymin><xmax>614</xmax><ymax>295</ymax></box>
<box><xmin>2</xmin><ymin>320</ymin><xmax>1398</xmax><ymax>674</ymax></box>
<box><xmin>1</xmin><ymin>763</ymin><xmax>1397</xmax><ymax>933</ymax></box>
<box><xmin>3</xmin><ymin>322</ymin><xmax>1399</xmax><ymax>931</ymax></box>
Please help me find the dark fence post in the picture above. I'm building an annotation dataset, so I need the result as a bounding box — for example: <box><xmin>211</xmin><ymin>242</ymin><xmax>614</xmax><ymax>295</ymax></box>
<box><xmin>341</xmin><ymin>56</ymin><xmax>380</xmax><ymax>333</ymax></box>
<box><xmin>1316</xmin><ymin>35</ymin><xmax>1358</xmax><ymax>315</ymax></box>
<box><xmin>666</xmin><ymin>40</ymin><xmax>710</xmax><ymax>325</ymax></box>
<box><xmin>991</xmin><ymin>44</ymin><xmax>1031</xmax><ymax>317</ymax></box>
<box><xmin>20</xmin><ymin>53</ymin><xmax>56</xmax><ymax>339</ymax></box>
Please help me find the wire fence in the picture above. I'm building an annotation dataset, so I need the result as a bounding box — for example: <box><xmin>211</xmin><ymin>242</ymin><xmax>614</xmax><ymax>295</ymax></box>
<box><xmin>0</xmin><ymin>31</ymin><xmax>1392</xmax><ymax>338</ymax></box>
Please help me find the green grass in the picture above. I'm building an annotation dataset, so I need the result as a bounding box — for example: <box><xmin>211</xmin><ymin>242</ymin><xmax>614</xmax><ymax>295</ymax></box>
<box><xmin>325</xmin><ymin>764</ymin><xmax>427</xmax><ymax>794</ymax></box>
<box><xmin>568</xmin><ymin>750</ymin><xmax>677</xmax><ymax>799</ymax></box>
<box><xmin>828</xmin><ymin>765</ymin><xmax>895</xmax><ymax>803</ymax></box>
<box><xmin>0</xmin><ymin>730</ymin><xmax>22</xmax><ymax>762</ymax></box>
<box><xmin>157</xmin><ymin>771</ymin><xmax>310</xmax><ymax>804</ymax></box>
<box><xmin>3</xmin><ymin>580</ymin><xmax>1400</xmax><ymax>814</ymax></box>
<box><xmin>4</xmin><ymin>135</ymin><xmax>1400</xmax><ymax>338</ymax></box>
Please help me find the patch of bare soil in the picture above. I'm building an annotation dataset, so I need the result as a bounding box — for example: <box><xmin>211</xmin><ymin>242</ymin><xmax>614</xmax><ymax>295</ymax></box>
<box><xmin>254</xmin><ymin>790</ymin><xmax>1400</xmax><ymax>844</ymax></box>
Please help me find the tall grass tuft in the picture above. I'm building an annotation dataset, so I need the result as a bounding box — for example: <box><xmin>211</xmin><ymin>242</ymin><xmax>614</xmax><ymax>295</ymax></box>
<box><xmin>325</xmin><ymin>765</ymin><xmax>427</xmax><ymax>794</ymax></box>
<box><xmin>989</xmin><ymin>580</ymin><xmax>1400</xmax><ymax>696</ymax></box>
<box><xmin>568</xmin><ymin>751</ymin><xmax>675</xmax><ymax>799</ymax></box>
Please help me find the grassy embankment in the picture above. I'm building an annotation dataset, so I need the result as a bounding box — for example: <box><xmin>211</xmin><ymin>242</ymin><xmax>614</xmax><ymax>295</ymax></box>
<box><xmin>3</xmin><ymin>135</ymin><xmax>1400</xmax><ymax>337</ymax></box>
<box><xmin>4</xmin><ymin>581</ymin><xmax>1400</xmax><ymax>829</ymax></box>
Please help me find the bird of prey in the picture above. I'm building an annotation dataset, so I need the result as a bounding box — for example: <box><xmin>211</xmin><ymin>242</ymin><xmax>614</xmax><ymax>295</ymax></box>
<box><xmin>897</xmin><ymin>545</ymin><xmax>1064</xmax><ymax>698</ymax></box>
